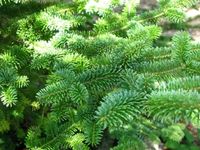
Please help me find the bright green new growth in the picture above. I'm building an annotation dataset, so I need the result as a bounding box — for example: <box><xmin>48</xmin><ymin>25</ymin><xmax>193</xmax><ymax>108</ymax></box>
<box><xmin>0</xmin><ymin>0</ymin><xmax>200</xmax><ymax>149</ymax></box>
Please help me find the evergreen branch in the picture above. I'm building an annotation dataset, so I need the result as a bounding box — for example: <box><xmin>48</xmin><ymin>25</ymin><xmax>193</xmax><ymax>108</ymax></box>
<box><xmin>96</xmin><ymin>90</ymin><xmax>144</xmax><ymax>127</ymax></box>
<box><xmin>157</xmin><ymin>76</ymin><xmax>200</xmax><ymax>91</ymax></box>
<box><xmin>147</xmin><ymin>90</ymin><xmax>200</xmax><ymax>122</ymax></box>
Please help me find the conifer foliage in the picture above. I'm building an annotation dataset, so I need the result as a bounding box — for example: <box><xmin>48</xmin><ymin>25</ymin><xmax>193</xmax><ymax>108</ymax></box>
<box><xmin>0</xmin><ymin>0</ymin><xmax>200</xmax><ymax>149</ymax></box>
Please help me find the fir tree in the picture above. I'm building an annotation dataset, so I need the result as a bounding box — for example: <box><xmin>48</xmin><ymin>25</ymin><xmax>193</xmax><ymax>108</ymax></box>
<box><xmin>0</xmin><ymin>0</ymin><xmax>200</xmax><ymax>149</ymax></box>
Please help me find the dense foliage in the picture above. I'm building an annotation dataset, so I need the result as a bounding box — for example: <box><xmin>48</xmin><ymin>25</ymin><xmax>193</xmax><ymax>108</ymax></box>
<box><xmin>0</xmin><ymin>0</ymin><xmax>200</xmax><ymax>149</ymax></box>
